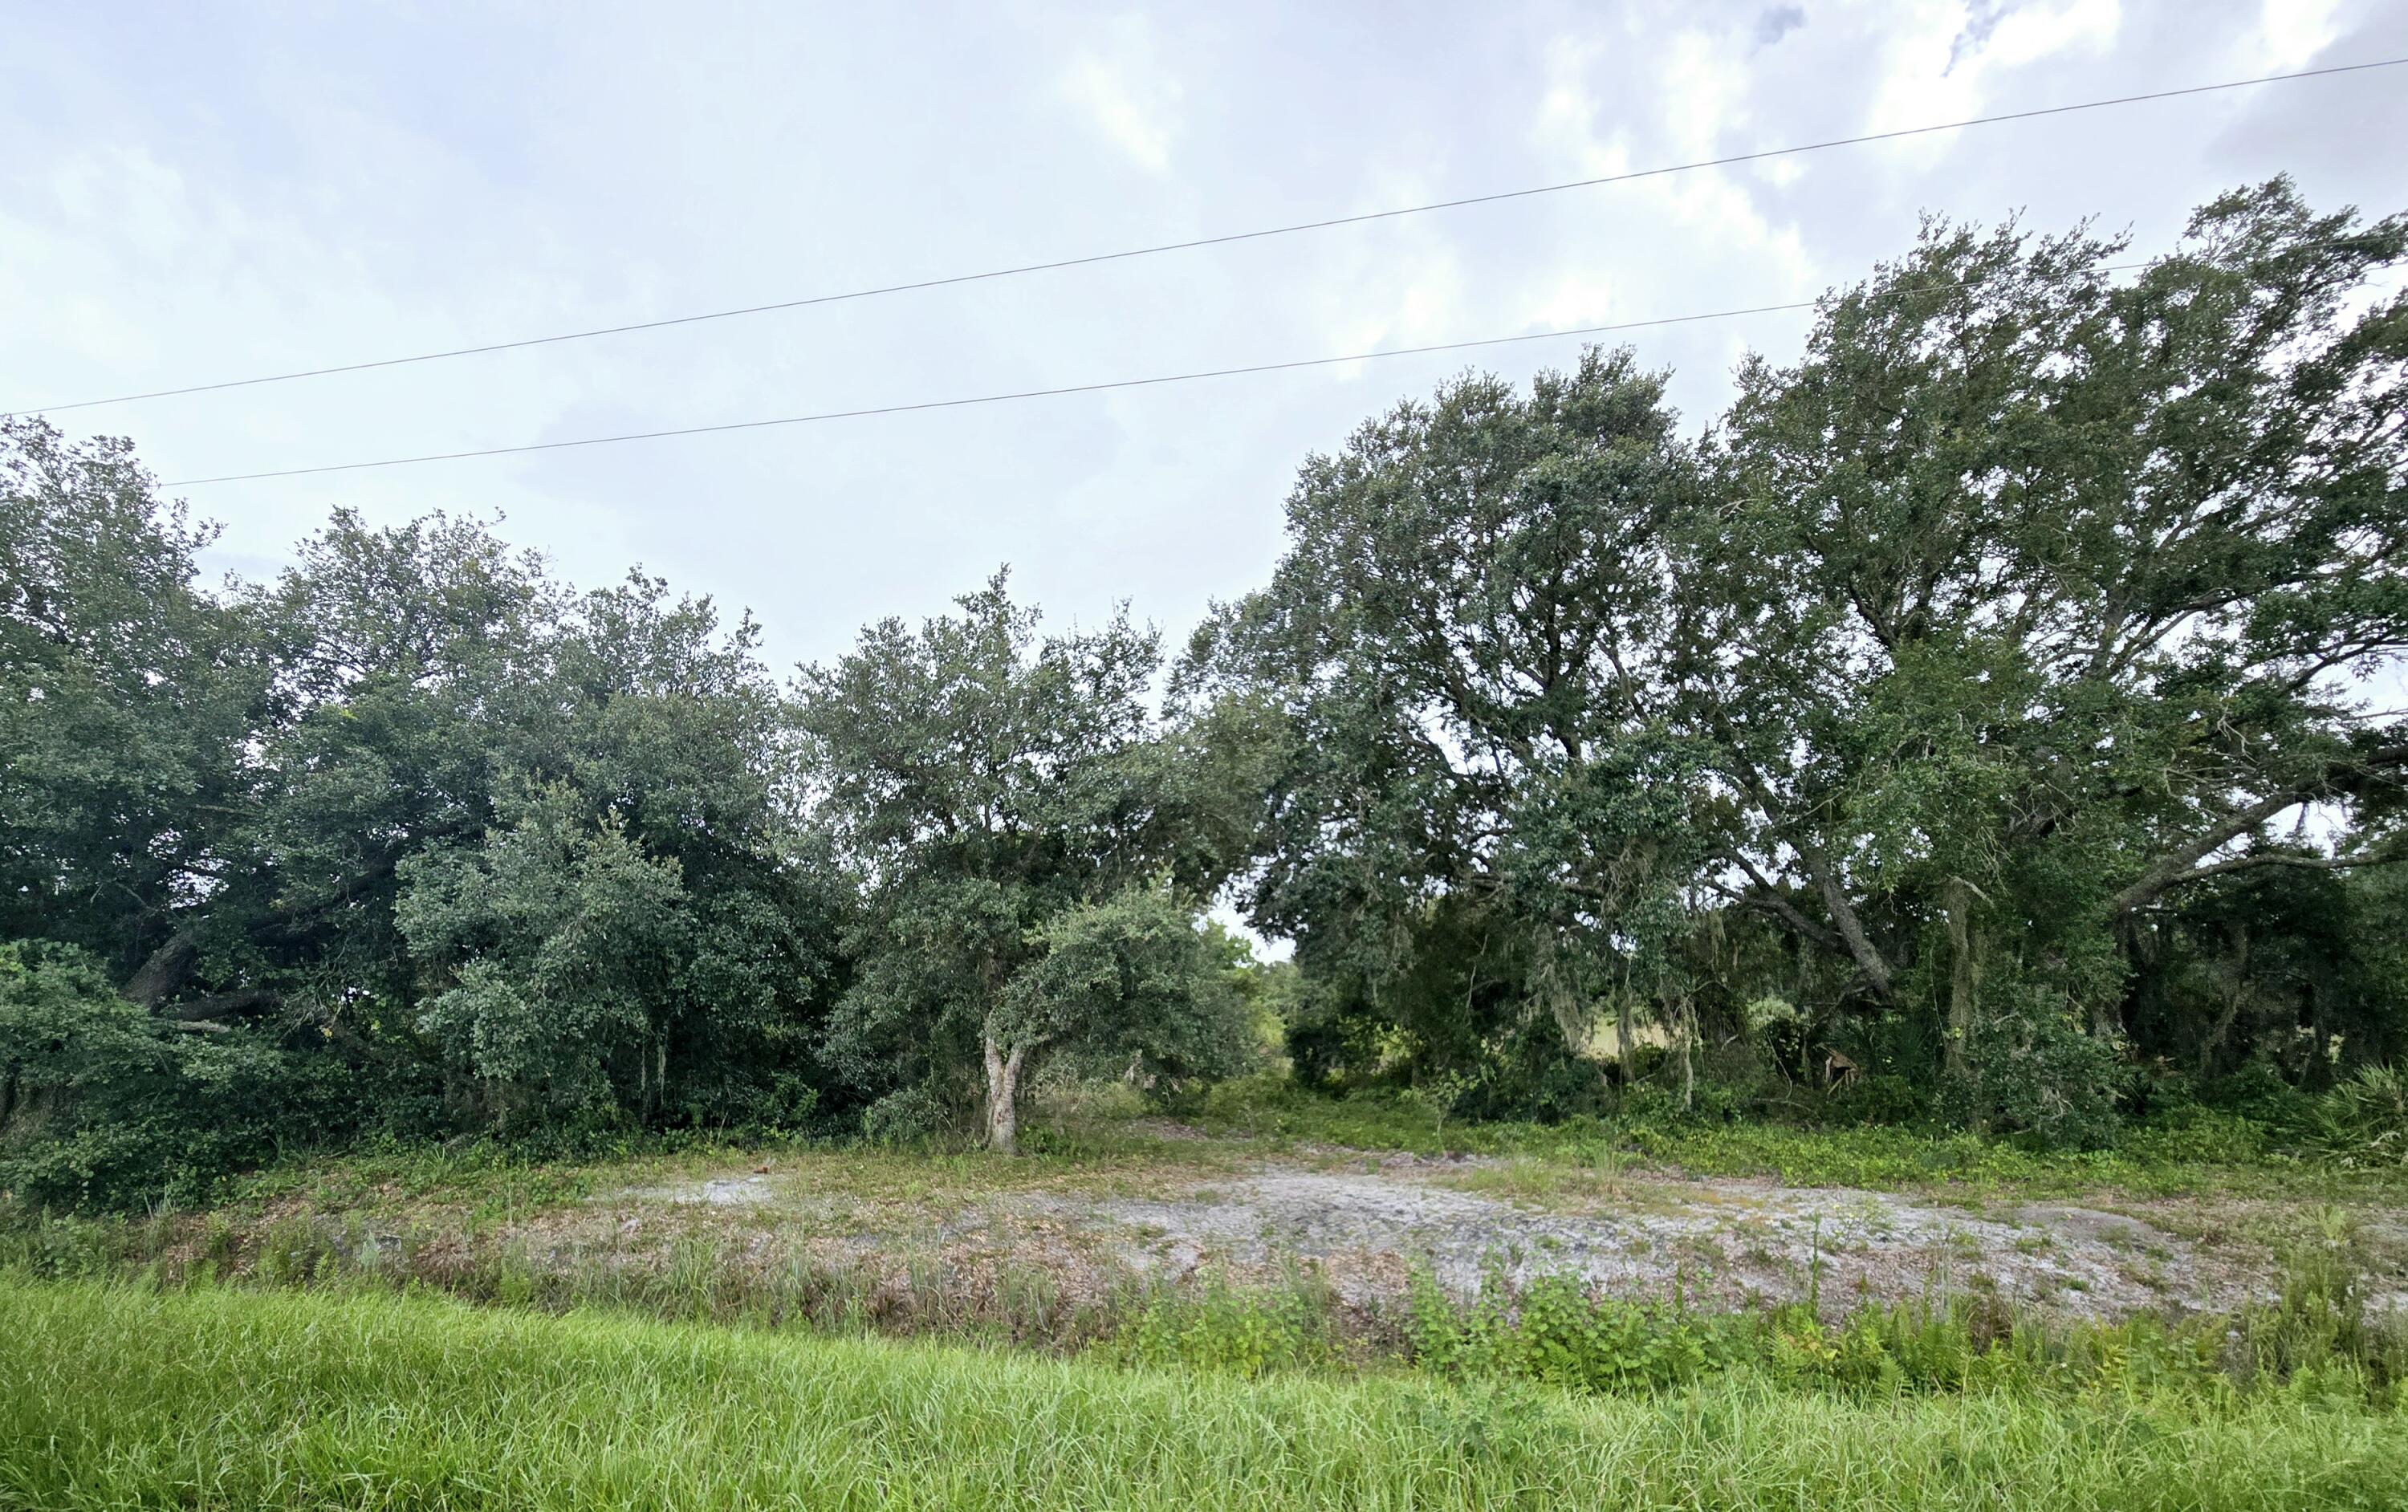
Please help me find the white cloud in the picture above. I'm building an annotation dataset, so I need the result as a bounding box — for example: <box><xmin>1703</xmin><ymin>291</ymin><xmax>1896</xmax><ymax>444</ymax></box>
<box><xmin>1533</xmin><ymin>35</ymin><xmax>1626</xmax><ymax>179</ymax></box>
<box><xmin>1981</xmin><ymin>0</ymin><xmax>2121</xmax><ymax>67</ymax></box>
<box><xmin>1656</xmin><ymin>27</ymin><xmax>1754</xmax><ymax>159</ymax></box>
<box><xmin>1857</xmin><ymin>0</ymin><xmax>2120</xmax><ymax>174</ymax></box>
<box><xmin>1533</xmin><ymin>270</ymin><xmax>1621</xmax><ymax>330</ymax></box>
<box><xmin>2254</xmin><ymin>0</ymin><xmax>2342</xmax><ymax>68</ymax></box>
<box><xmin>1057</xmin><ymin>18</ymin><xmax>1182</xmax><ymax>174</ymax></box>
<box><xmin>1525</xmin><ymin>26</ymin><xmax>1818</xmax><ymax>314</ymax></box>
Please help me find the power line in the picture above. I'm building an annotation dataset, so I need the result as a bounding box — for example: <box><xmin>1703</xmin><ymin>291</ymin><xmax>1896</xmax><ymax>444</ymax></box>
<box><xmin>161</xmin><ymin>259</ymin><xmax>2168</xmax><ymax>487</ymax></box>
<box><xmin>160</xmin><ymin>303</ymin><xmax>1817</xmax><ymax>485</ymax></box>
<box><xmin>25</xmin><ymin>55</ymin><xmax>2404</xmax><ymax>419</ymax></box>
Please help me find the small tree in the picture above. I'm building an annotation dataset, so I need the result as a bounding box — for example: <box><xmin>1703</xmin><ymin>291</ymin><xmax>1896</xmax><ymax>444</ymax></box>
<box><xmin>0</xmin><ymin>420</ymin><xmax>266</xmax><ymax>978</ymax></box>
<box><xmin>397</xmin><ymin>787</ymin><xmax>689</xmax><ymax>1126</ymax></box>
<box><xmin>390</xmin><ymin>568</ymin><xmax>838</xmax><ymax>1132</ymax></box>
<box><xmin>986</xmin><ymin>886</ymin><xmax>1251</xmax><ymax>1150</ymax></box>
<box><xmin>799</xmin><ymin>572</ymin><xmax>1246</xmax><ymax>1151</ymax></box>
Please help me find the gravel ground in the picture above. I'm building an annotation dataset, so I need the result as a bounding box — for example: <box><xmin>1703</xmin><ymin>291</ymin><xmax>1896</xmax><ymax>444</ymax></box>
<box><xmin>1007</xmin><ymin>1164</ymin><xmax>2222</xmax><ymax>1316</ymax></box>
<box><xmin>622</xmin><ymin>1156</ymin><xmax>2273</xmax><ymax>1319</ymax></box>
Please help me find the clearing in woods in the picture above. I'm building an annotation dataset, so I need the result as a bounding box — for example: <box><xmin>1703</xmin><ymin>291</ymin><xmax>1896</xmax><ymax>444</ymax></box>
<box><xmin>152</xmin><ymin>1108</ymin><xmax>2408</xmax><ymax>1333</ymax></box>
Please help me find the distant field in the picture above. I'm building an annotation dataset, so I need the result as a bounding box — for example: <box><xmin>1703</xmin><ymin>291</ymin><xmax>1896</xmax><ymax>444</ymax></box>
<box><xmin>4</xmin><ymin>1278</ymin><xmax>2406</xmax><ymax>1511</ymax></box>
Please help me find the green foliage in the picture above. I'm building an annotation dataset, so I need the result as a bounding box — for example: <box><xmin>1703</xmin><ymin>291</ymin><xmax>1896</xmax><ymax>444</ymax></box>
<box><xmin>1395</xmin><ymin>1250</ymin><xmax>2406</xmax><ymax>1408</ymax></box>
<box><xmin>0</xmin><ymin>941</ymin><xmax>350</xmax><ymax>1210</ymax></box>
<box><xmin>401</xmin><ymin>791</ymin><xmax>689</xmax><ymax>1120</ymax></box>
<box><xmin>2</xmin><ymin>449</ymin><xmax>843</xmax><ymax>1177</ymax></box>
<box><xmin>1182</xmin><ymin>180</ymin><xmax>2408</xmax><ymax>1136</ymax></box>
<box><xmin>1109</xmin><ymin>1278</ymin><xmax>1332</xmax><ymax>1379</ymax></box>
<box><xmin>9</xmin><ymin>181</ymin><xmax>2408</xmax><ymax>1204</ymax></box>
<box><xmin>368</xmin><ymin>548</ymin><xmax>841</xmax><ymax>1134</ymax></box>
<box><xmin>1950</xmin><ymin>979</ymin><xmax>2127</xmax><ymax>1147</ymax></box>
<box><xmin>0</xmin><ymin>422</ymin><xmax>265</xmax><ymax>975</ymax></box>
<box><xmin>17</xmin><ymin>1279</ymin><xmax>2408</xmax><ymax>1512</ymax></box>
<box><xmin>802</xmin><ymin>574</ymin><xmax>1251</xmax><ymax>1148</ymax></box>
<box><xmin>1182</xmin><ymin>348</ymin><xmax>1708</xmax><ymax>1108</ymax></box>
<box><xmin>1408</xmin><ymin>1270</ymin><xmax>1720</xmax><ymax>1394</ymax></box>
<box><xmin>2317</xmin><ymin>1065</ymin><xmax>2408</xmax><ymax>1167</ymax></box>
<box><xmin>1014</xmin><ymin>888</ymin><xmax>1259</xmax><ymax>1088</ymax></box>
<box><xmin>1694</xmin><ymin>180</ymin><xmax>2408</xmax><ymax>1125</ymax></box>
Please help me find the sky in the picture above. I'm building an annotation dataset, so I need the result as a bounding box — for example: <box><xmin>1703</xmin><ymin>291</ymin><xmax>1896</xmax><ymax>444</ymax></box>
<box><xmin>3</xmin><ymin>0</ymin><xmax>2404</xmax><ymax>674</ymax></box>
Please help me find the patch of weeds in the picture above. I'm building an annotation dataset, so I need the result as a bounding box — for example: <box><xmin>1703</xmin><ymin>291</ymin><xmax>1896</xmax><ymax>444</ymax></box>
<box><xmin>1388</xmin><ymin>1255</ymin><xmax>2408</xmax><ymax>1408</ymax></box>
<box><xmin>1407</xmin><ymin>1268</ymin><xmax>1720</xmax><ymax>1394</ymax></box>
<box><xmin>1107</xmin><ymin>1271</ymin><xmax>1344</xmax><ymax>1379</ymax></box>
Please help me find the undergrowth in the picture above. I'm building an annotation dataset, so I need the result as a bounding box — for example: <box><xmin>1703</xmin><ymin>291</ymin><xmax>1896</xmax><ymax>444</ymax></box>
<box><xmin>10</xmin><ymin>1277</ymin><xmax>2407</xmax><ymax>1511</ymax></box>
<box><xmin>1110</xmin><ymin>1236</ymin><xmax>2408</xmax><ymax>1411</ymax></box>
<box><xmin>1193</xmin><ymin>1075</ymin><xmax>2408</xmax><ymax>1201</ymax></box>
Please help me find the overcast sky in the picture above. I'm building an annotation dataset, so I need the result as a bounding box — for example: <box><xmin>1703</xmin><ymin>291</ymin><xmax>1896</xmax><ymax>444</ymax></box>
<box><xmin>4</xmin><ymin>0</ymin><xmax>2403</xmax><ymax>671</ymax></box>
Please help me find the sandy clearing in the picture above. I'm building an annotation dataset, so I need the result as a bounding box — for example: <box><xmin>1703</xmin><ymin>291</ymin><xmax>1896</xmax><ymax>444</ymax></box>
<box><xmin>614</xmin><ymin>1156</ymin><xmax>2265</xmax><ymax>1319</ymax></box>
<box><xmin>1007</xmin><ymin>1164</ymin><xmax>2219</xmax><ymax>1316</ymax></box>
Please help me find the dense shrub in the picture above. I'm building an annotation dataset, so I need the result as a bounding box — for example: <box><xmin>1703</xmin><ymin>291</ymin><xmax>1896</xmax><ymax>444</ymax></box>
<box><xmin>2318</xmin><ymin>1065</ymin><xmax>2408</xmax><ymax>1168</ymax></box>
<box><xmin>0</xmin><ymin>941</ymin><xmax>356</xmax><ymax>1210</ymax></box>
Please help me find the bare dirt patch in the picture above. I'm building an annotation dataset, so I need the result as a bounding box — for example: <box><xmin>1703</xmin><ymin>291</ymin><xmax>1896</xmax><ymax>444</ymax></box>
<box><xmin>614</xmin><ymin>1154</ymin><xmax>2276</xmax><ymax>1320</ymax></box>
<box><xmin>1008</xmin><ymin>1164</ymin><xmax>2234</xmax><ymax>1316</ymax></box>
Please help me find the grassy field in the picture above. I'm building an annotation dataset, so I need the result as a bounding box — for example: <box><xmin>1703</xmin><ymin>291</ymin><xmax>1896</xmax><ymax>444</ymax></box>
<box><xmin>9</xmin><ymin>1090</ymin><xmax>2406</xmax><ymax>1392</ymax></box>
<box><xmin>1180</xmin><ymin>1079</ymin><xmax>2405</xmax><ymax>1202</ymax></box>
<box><xmin>9</xmin><ymin>1096</ymin><xmax>2408</xmax><ymax>1508</ymax></box>
<box><xmin>6</xmin><ymin>1277</ymin><xmax>2408</xmax><ymax>1511</ymax></box>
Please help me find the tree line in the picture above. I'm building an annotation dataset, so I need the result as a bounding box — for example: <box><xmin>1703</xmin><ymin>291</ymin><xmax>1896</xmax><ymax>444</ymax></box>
<box><xmin>5</xmin><ymin>179</ymin><xmax>2405</xmax><ymax>1206</ymax></box>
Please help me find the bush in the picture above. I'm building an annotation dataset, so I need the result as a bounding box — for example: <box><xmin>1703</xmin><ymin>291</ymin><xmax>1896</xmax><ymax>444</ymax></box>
<box><xmin>1954</xmin><ymin>986</ymin><xmax>2125</xmax><ymax>1148</ymax></box>
<box><xmin>1822</xmin><ymin>1071</ymin><xmax>1931</xmax><ymax>1126</ymax></box>
<box><xmin>1407</xmin><ymin>1270</ymin><xmax>1719</xmax><ymax>1393</ymax></box>
<box><xmin>0</xmin><ymin>941</ymin><xmax>354</xmax><ymax>1210</ymax></box>
<box><xmin>1110</xmin><ymin>1280</ymin><xmax>1328</xmax><ymax>1379</ymax></box>
<box><xmin>2198</xmin><ymin>1062</ymin><xmax>2320</xmax><ymax>1138</ymax></box>
<box><xmin>2317</xmin><ymin>1065</ymin><xmax>2408</xmax><ymax>1168</ymax></box>
<box><xmin>859</xmin><ymin>1083</ymin><xmax>955</xmax><ymax>1146</ymax></box>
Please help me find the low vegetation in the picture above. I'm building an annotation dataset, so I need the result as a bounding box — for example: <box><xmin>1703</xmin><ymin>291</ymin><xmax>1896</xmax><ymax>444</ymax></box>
<box><xmin>8</xmin><ymin>1092</ymin><xmax>2406</xmax><ymax>1416</ymax></box>
<box><xmin>8</xmin><ymin>1278</ymin><xmax>2408</xmax><ymax>1511</ymax></box>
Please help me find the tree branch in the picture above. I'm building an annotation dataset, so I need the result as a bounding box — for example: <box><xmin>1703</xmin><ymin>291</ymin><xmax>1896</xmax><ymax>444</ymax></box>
<box><xmin>1709</xmin><ymin>855</ymin><xmax>1843</xmax><ymax>952</ymax></box>
<box><xmin>1707</xmin><ymin>726</ymin><xmax>1900</xmax><ymax>1000</ymax></box>
<box><xmin>2109</xmin><ymin>745</ymin><xmax>2408</xmax><ymax>915</ymax></box>
<box><xmin>1797</xmin><ymin>840</ymin><xmax>1899</xmax><ymax>1003</ymax></box>
<box><xmin>158</xmin><ymin>989</ymin><xmax>283</xmax><ymax>1022</ymax></box>
<box><xmin>122</xmin><ymin>927</ymin><xmax>201</xmax><ymax>1008</ymax></box>
<box><xmin>2129</xmin><ymin>842</ymin><xmax>2408</xmax><ymax>895</ymax></box>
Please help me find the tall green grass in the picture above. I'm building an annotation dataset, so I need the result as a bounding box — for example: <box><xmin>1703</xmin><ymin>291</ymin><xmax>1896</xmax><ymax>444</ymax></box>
<box><xmin>5</xmin><ymin>1277</ymin><xmax>2406</xmax><ymax>1510</ymax></box>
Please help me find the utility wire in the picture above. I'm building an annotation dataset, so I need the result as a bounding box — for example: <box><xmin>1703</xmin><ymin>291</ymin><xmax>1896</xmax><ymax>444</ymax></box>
<box><xmin>162</xmin><ymin>258</ymin><xmax>2170</xmax><ymax>487</ymax></box>
<box><xmin>23</xmin><ymin>55</ymin><xmax>2405</xmax><ymax>418</ymax></box>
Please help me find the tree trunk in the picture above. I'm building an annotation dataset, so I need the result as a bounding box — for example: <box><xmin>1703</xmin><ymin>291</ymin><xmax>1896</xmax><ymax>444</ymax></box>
<box><xmin>1943</xmin><ymin>877</ymin><xmax>1979</xmax><ymax>1079</ymax></box>
<box><xmin>2104</xmin><ymin>746</ymin><xmax>2408</xmax><ymax>917</ymax></box>
<box><xmin>1797</xmin><ymin>844</ymin><xmax>1898</xmax><ymax>1003</ymax></box>
<box><xmin>982</xmin><ymin>1033</ymin><xmax>1036</xmax><ymax>1155</ymax></box>
<box><xmin>2199</xmin><ymin>922</ymin><xmax>2249</xmax><ymax>1080</ymax></box>
<box><xmin>1679</xmin><ymin>999</ymin><xmax>1696</xmax><ymax>1112</ymax></box>
<box><xmin>160</xmin><ymin>989</ymin><xmax>280</xmax><ymax>1022</ymax></box>
<box><xmin>123</xmin><ymin>927</ymin><xmax>201</xmax><ymax>1007</ymax></box>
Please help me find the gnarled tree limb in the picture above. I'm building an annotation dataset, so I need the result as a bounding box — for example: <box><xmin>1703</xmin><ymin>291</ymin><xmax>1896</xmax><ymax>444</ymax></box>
<box><xmin>2109</xmin><ymin>745</ymin><xmax>2408</xmax><ymax>915</ymax></box>
<box><xmin>159</xmin><ymin>990</ymin><xmax>283</xmax><ymax>1022</ymax></box>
